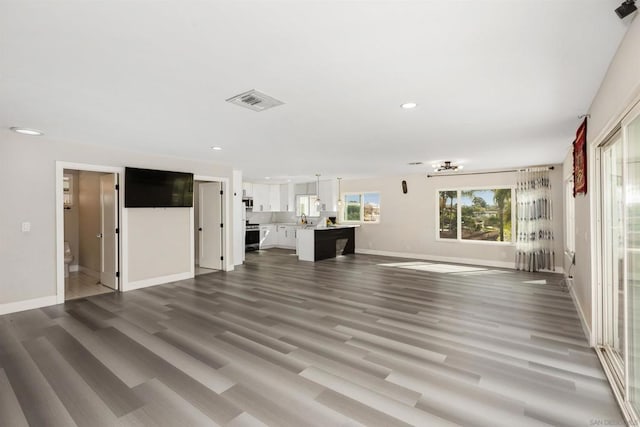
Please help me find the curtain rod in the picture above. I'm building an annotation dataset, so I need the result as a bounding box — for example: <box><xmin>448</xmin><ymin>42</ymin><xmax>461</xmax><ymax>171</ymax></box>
<box><xmin>426</xmin><ymin>165</ymin><xmax>554</xmax><ymax>178</ymax></box>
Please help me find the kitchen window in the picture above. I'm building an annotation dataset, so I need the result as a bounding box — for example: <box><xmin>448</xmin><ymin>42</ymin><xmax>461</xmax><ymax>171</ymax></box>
<box><xmin>437</xmin><ymin>188</ymin><xmax>514</xmax><ymax>243</ymax></box>
<box><xmin>296</xmin><ymin>195</ymin><xmax>319</xmax><ymax>217</ymax></box>
<box><xmin>343</xmin><ymin>192</ymin><xmax>380</xmax><ymax>223</ymax></box>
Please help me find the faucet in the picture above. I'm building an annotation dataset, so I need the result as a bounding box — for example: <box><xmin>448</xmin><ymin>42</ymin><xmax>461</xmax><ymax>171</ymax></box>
<box><xmin>301</xmin><ymin>214</ymin><xmax>307</xmax><ymax>224</ymax></box>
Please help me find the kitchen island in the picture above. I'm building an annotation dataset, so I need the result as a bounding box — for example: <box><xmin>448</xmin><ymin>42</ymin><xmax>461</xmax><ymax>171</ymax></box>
<box><xmin>297</xmin><ymin>225</ymin><xmax>359</xmax><ymax>262</ymax></box>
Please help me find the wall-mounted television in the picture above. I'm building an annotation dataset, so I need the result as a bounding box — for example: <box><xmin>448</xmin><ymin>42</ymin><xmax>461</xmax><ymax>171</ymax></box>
<box><xmin>125</xmin><ymin>167</ymin><xmax>194</xmax><ymax>208</ymax></box>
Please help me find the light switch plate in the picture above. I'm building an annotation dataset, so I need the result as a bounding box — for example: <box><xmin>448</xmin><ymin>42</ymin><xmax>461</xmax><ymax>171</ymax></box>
<box><xmin>21</xmin><ymin>222</ymin><xmax>31</xmax><ymax>232</ymax></box>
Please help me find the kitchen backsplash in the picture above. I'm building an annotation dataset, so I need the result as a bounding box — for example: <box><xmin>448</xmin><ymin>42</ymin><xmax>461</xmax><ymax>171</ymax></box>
<box><xmin>247</xmin><ymin>210</ymin><xmax>338</xmax><ymax>224</ymax></box>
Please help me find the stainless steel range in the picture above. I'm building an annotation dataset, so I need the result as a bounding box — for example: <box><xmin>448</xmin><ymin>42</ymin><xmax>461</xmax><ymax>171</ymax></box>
<box><xmin>245</xmin><ymin>223</ymin><xmax>260</xmax><ymax>252</ymax></box>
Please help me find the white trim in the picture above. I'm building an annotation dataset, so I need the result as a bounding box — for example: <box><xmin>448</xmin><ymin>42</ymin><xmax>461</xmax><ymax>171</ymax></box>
<box><xmin>190</xmin><ymin>202</ymin><xmax>195</xmax><ymax>277</ymax></box>
<box><xmin>56</xmin><ymin>162</ymin><xmax>124</xmax><ymax>304</ymax></box>
<box><xmin>565</xmin><ymin>277</ymin><xmax>593</xmax><ymax>345</ymax></box>
<box><xmin>595</xmin><ymin>348</ymin><xmax>640</xmax><ymax>425</ymax></box>
<box><xmin>125</xmin><ymin>272</ymin><xmax>193</xmax><ymax>292</ymax></box>
<box><xmin>0</xmin><ymin>296</ymin><xmax>58</xmax><ymax>316</ymax></box>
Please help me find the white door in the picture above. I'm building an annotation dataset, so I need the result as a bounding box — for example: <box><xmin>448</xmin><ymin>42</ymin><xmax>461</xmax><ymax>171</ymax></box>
<box><xmin>199</xmin><ymin>182</ymin><xmax>223</xmax><ymax>269</ymax></box>
<box><xmin>100</xmin><ymin>174</ymin><xmax>118</xmax><ymax>289</ymax></box>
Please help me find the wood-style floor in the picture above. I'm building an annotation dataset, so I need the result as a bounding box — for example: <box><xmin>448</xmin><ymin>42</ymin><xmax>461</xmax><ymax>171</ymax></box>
<box><xmin>0</xmin><ymin>249</ymin><xmax>623</xmax><ymax>426</ymax></box>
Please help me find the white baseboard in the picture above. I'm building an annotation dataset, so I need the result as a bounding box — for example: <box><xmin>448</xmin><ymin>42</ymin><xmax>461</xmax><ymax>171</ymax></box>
<box><xmin>0</xmin><ymin>295</ymin><xmax>58</xmax><ymax>315</ymax></box>
<box><xmin>565</xmin><ymin>277</ymin><xmax>593</xmax><ymax>345</ymax></box>
<box><xmin>79</xmin><ymin>266</ymin><xmax>100</xmax><ymax>279</ymax></box>
<box><xmin>69</xmin><ymin>264</ymin><xmax>79</xmax><ymax>272</ymax></box>
<box><xmin>125</xmin><ymin>271</ymin><xmax>194</xmax><ymax>292</ymax></box>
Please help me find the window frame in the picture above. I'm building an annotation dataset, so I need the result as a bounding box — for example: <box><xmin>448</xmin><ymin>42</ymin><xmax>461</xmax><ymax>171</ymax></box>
<box><xmin>296</xmin><ymin>194</ymin><xmax>319</xmax><ymax>217</ymax></box>
<box><xmin>342</xmin><ymin>191</ymin><xmax>381</xmax><ymax>224</ymax></box>
<box><xmin>435</xmin><ymin>187</ymin><xmax>516</xmax><ymax>245</ymax></box>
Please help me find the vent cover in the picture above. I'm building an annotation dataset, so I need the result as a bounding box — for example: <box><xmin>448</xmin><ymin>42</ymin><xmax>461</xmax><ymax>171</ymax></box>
<box><xmin>226</xmin><ymin>89</ymin><xmax>285</xmax><ymax>112</ymax></box>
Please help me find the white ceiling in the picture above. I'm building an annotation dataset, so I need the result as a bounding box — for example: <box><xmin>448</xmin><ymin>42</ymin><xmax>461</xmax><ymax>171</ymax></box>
<box><xmin>0</xmin><ymin>1</ymin><xmax>631</xmax><ymax>182</ymax></box>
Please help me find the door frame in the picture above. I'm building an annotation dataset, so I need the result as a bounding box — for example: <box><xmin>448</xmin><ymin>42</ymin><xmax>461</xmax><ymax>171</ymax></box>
<box><xmin>192</xmin><ymin>175</ymin><xmax>233</xmax><ymax>275</ymax></box>
<box><xmin>55</xmin><ymin>162</ymin><xmax>124</xmax><ymax>303</ymax></box>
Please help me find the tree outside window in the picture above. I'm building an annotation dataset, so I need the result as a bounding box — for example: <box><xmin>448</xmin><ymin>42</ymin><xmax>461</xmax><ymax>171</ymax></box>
<box><xmin>438</xmin><ymin>188</ymin><xmax>512</xmax><ymax>242</ymax></box>
<box><xmin>343</xmin><ymin>192</ymin><xmax>380</xmax><ymax>223</ymax></box>
<box><xmin>438</xmin><ymin>191</ymin><xmax>457</xmax><ymax>239</ymax></box>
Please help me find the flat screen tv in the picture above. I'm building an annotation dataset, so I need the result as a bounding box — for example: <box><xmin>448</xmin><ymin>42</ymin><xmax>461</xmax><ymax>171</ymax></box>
<box><xmin>125</xmin><ymin>167</ymin><xmax>194</xmax><ymax>208</ymax></box>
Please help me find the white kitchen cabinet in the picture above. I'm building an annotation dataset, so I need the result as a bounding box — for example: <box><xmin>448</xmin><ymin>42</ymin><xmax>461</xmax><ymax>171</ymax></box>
<box><xmin>269</xmin><ymin>185</ymin><xmax>280</xmax><ymax>211</ymax></box>
<box><xmin>280</xmin><ymin>183</ymin><xmax>294</xmax><ymax>212</ymax></box>
<box><xmin>252</xmin><ymin>183</ymin><xmax>284</xmax><ymax>212</ymax></box>
<box><xmin>253</xmin><ymin>184</ymin><xmax>269</xmax><ymax>212</ymax></box>
<box><xmin>319</xmin><ymin>179</ymin><xmax>338</xmax><ymax>212</ymax></box>
<box><xmin>259</xmin><ymin>225</ymin><xmax>277</xmax><ymax>248</ymax></box>
<box><xmin>276</xmin><ymin>225</ymin><xmax>297</xmax><ymax>248</ymax></box>
<box><xmin>242</xmin><ymin>182</ymin><xmax>253</xmax><ymax>198</ymax></box>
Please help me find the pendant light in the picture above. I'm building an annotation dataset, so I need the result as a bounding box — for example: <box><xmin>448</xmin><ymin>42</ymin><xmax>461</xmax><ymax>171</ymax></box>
<box><xmin>337</xmin><ymin>177</ymin><xmax>343</xmax><ymax>207</ymax></box>
<box><xmin>314</xmin><ymin>173</ymin><xmax>321</xmax><ymax>207</ymax></box>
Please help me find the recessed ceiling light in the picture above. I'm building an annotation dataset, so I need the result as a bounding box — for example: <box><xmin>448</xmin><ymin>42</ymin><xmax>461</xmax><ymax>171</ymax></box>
<box><xmin>10</xmin><ymin>127</ymin><xmax>43</xmax><ymax>136</ymax></box>
<box><xmin>401</xmin><ymin>103</ymin><xmax>417</xmax><ymax>109</ymax></box>
<box><xmin>265</xmin><ymin>177</ymin><xmax>271</xmax><ymax>180</ymax></box>
<box><xmin>210</xmin><ymin>146</ymin><xmax>222</xmax><ymax>151</ymax></box>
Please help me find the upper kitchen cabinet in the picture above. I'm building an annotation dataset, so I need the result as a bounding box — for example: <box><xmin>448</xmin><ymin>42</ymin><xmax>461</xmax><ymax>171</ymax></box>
<box><xmin>252</xmin><ymin>183</ymin><xmax>283</xmax><ymax>212</ymax></box>
<box><xmin>280</xmin><ymin>183</ymin><xmax>294</xmax><ymax>212</ymax></box>
<box><xmin>269</xmin><ymin>185</ymin><xmax>280</xmax><ymax>211</ymax></box>
<box><xmin>319</xmin><ymin>179</ymin><xmax>338</xmax><ymax>212</ymax></box>
<box><xmin>242</xmin><ymin>182</ymin><xmax>253</xmax><ymax>198</ymax></box>
<box><xmin>252</xmin><ymin>184</ymin><xmax>269</xmax><ymax>212</ymax></box>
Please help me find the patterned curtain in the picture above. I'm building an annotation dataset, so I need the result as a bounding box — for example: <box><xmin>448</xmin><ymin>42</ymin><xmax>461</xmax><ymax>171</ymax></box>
<box><xmin>515</xmin><ymin>168</ymin><xmax>555</xmax><ymax>272</ymax></box>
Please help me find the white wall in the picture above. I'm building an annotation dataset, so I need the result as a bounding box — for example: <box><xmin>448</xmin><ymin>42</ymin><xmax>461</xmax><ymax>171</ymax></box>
<box><xmin>0</xmin><ymin>132</ymin><xmax>233</xmax><ymax>307</ymax></box>
<box><xmin>342</xmin><ymin>167</ymin><xmax>564</xmax><ymax>270</ymax></box>
<box><xmin>128</xmin><ymin>208</ymin><xmax>192</xmax><ymax>282</ymax></box>
<box><xmin>570</xmin><ymin>14</ymin><xmax>640</xmax><ymax>333</ymax></box>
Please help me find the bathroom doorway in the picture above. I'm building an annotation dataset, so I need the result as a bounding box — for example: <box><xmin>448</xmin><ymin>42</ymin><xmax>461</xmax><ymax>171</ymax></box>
<box><xmin>58</xmin><ymin>164</ymin><xmax>121</xmax><ymax>301</ymax></box>
<box><xmin>194</xmin><ymin>179</ymin><xmax>224</xmax><ymax>276</ymax></box>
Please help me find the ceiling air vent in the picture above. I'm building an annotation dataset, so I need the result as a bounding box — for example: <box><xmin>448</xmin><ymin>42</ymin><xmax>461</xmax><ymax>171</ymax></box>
<box><xmin>226</xmin><ymin>89</ymin><xmax>284</xmax><ymax>112</ymax></box>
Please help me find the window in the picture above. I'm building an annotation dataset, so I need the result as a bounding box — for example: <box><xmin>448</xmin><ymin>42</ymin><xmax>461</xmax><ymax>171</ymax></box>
<box><xmin>438</xmin><ymin>191</ymin><xmax>457</xmax><ymax>239</ymax></box>
<box><xmin>343</xmin><ymin>192</ymin><xmax>380</xmax><ymax>223</ymax></box>
<box><xmin>437</xmin><ymin>188</ymin><xmax>513</xmax><ymax>243</ymax></box>
<box><xmin>296</xmin><ymin>194</ymin><xmax>319</xmax><ymax>217</ymax></box>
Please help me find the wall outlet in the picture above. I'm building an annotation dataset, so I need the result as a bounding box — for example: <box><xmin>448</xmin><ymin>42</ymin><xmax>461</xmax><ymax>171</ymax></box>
<box><xmin>21</xmin><ymin>222</ymin><xmax>31</xmax><ymax>232</ymax></box>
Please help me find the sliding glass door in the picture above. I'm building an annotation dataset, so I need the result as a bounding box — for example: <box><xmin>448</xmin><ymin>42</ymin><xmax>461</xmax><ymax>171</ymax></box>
<box><xmin>598</xmin><ymin>101</ymin><xmax>640</xmax><ymax>421</ymax></box>
<box><xmin>601</xmin><ymin>132</ymin><xmax>624</xmax><ymax>382</ymax></box>
<box><xmin>626</xmin><ymin>107</ymin><xmax>640</xmax><ymax>414</ymax></box>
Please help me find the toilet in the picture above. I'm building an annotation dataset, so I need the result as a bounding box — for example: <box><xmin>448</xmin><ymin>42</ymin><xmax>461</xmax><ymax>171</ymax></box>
<box><xmin>64</xmin><ymin>241</ymin><xmax>73</xmax><ymax>278</ymax></box>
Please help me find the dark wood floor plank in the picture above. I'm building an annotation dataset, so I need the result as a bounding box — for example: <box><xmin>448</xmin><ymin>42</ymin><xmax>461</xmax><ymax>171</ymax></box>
<box><xmin>0</xmin><ymin>368</ymin><xmax>29</xmax><ymax>427</ymax></box>
<box><xmin>43</xmin><ymin>324</ymin><xmax>145</xmax><ymax>416</ymax></box>
<box><xmin>0</xmin><ymin>325</ymin><xmax>76</xmax><ymax>427</ymax></box>
<box><xmin>23</xmin><ymin>337</ymin><xmax>119</xmax><ymax>426</ymax></box>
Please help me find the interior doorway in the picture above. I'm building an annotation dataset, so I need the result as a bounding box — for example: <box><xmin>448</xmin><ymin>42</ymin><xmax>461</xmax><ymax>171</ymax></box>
<box><xmin>57</xmin><ymin>163</ymin><xmax>121</xmax><ymax>302</ymax></box>
<box><xmin>194</xmin><ymin>180</ymin><xmax>223</xmax><ymax>275</ymax></box>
